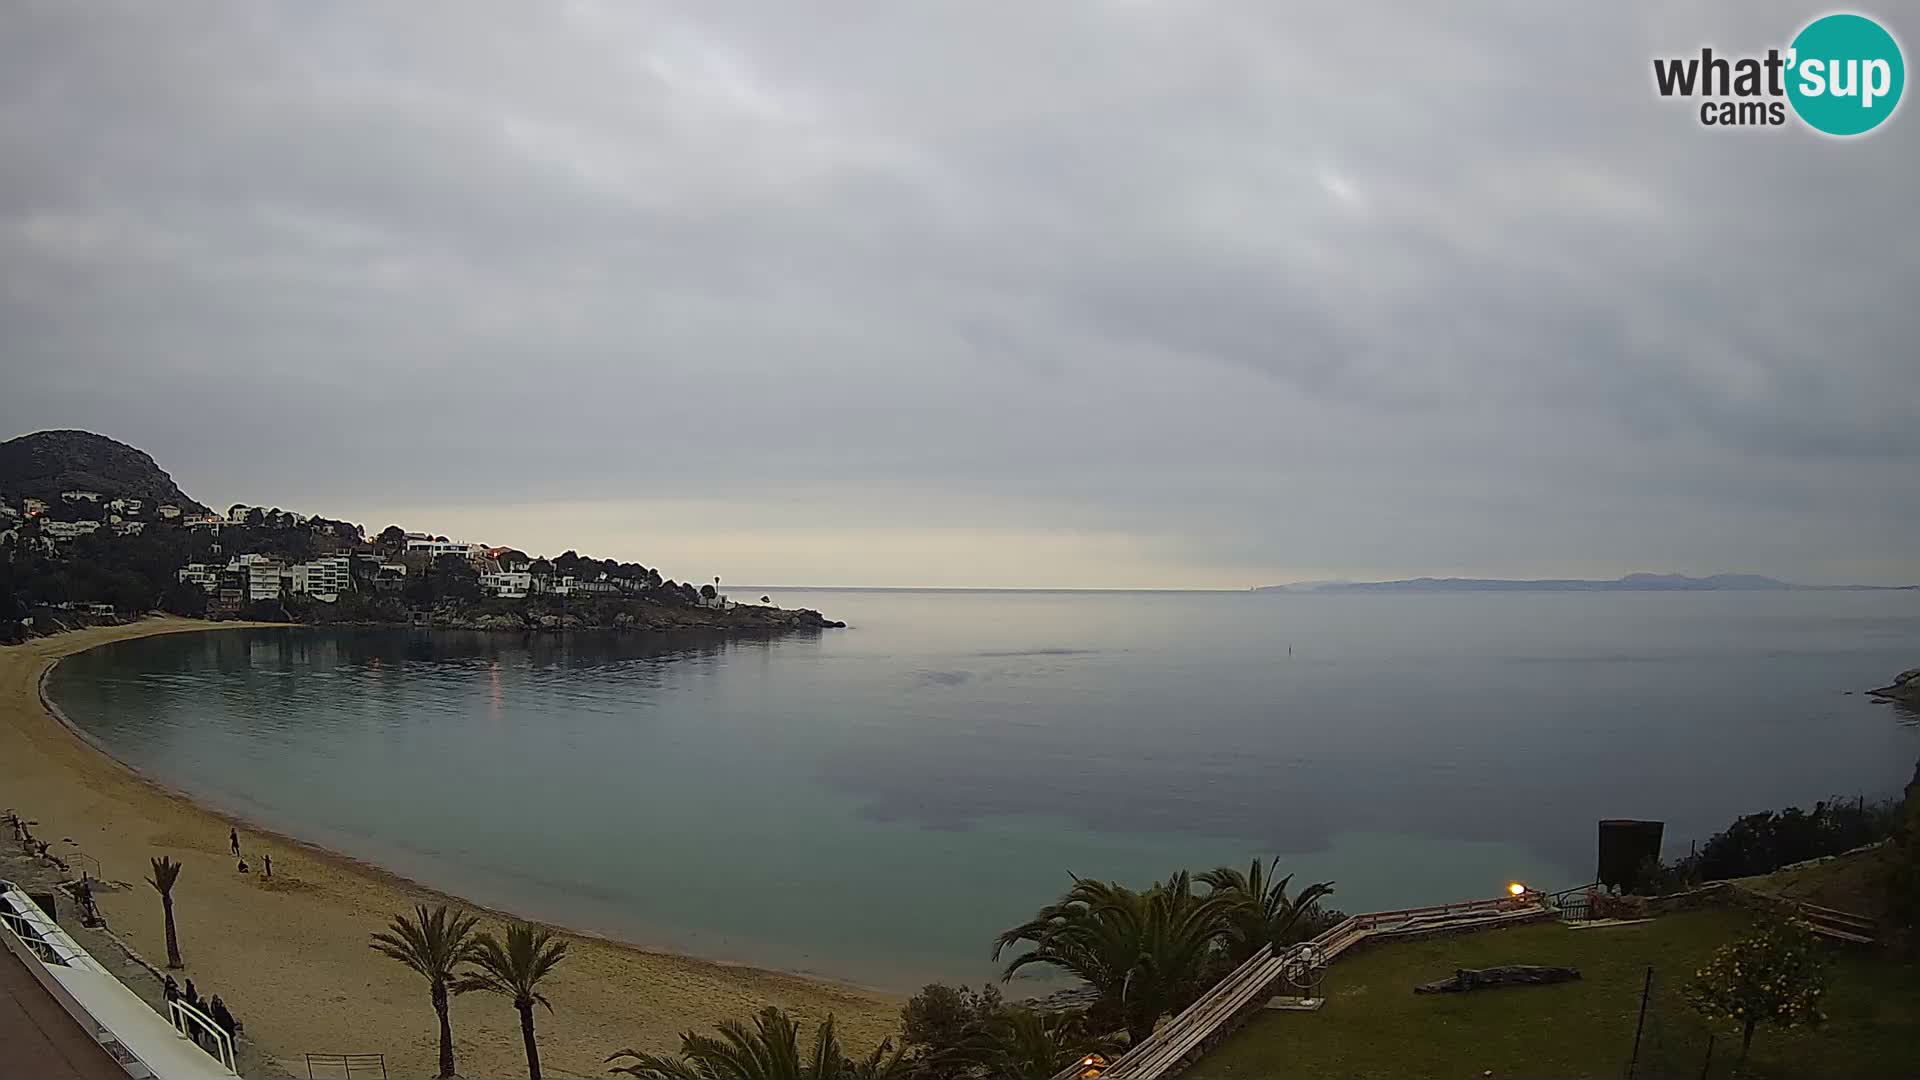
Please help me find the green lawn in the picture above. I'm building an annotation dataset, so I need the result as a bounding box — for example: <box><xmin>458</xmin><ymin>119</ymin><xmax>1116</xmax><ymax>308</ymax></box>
<box><xmin>1184</xmin><ymin>909</ymin><xmax>1920</xmax><ymax>1080</ymax></box>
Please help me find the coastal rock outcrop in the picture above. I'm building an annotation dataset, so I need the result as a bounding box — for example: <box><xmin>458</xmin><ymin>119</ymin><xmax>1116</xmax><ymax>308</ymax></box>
<box><xmin>392</xmin><ymin>601</ymin><xmax>846</xmax><ymax>635</ymax></box>
<box><xmin>1868</xmin><ymin>667</ymin><xmax>1920</xmax><ymax>705</ymax></box>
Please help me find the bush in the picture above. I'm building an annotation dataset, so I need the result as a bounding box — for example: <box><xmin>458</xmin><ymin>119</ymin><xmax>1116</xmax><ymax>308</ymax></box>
<box><xmin>1684</xmin><ymin>919</ymin><xmax>1828</xmax><ymax>1067</ymax></box>
<box><xmin>1693</xmin><ymin>799</ymin><xmax>1895</xmax><ymax>880</ymax></box>
<box><xmin>901</xmin><ymin>983</ymin><xmax>1005</xmax><ymax>1063</ymax></box>
<box><xmin>1634</xmin><ymin>796</ymin><xmax>1901</xmax><ymax>893</ymax></box>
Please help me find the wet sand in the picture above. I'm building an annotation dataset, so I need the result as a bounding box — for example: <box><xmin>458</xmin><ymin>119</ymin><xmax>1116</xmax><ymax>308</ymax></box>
<box><xmin>1</xmin><ymin>619</ymin><xmax>897</xmax><ymax>1079</ymax></box>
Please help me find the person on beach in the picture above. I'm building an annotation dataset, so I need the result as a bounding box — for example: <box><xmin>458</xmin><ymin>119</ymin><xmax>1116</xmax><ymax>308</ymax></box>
<box><xmin>236</xmin><ymin>856</ymin><xmax>249</xmax><ymax>873</ymax></box>
<box><xmin>229</xmin><ymin>827</ymin><xmax>239</xmax><ymax>856</ymax></box>
<box><xmin>210</xmin><ymin>995</ymin><xmax>236</xmax><ymax>1042</ymax></box>
<box><xmin>262</xmin><ymin>853</ymin><xmax>271</xmax><ymax>879</ymax></box>
<box><xmin>162</xmin><ymin>975</ymin><xmax>179</xmax><ymax>1006</ymax></box>
<box><xmin>183</xmin><ymin>980</ymin><xmax>203</xmax><ymax>1046</ymax></box>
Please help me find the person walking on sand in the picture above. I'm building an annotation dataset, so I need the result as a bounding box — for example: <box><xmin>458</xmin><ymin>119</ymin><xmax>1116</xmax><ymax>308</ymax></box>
<box><xmin>262</xmin><ymin>853</ymin><xmax>271</xmax><ymax>879</ymax></box>
<box><xmin>210</xmin><ymin>995</ymin><xmax>236</xmax><ymax>1043</ymax></box>
<box><xmin>183</xmin><ymin>980</ymin><xmax>203</xmax><ymax>1046</ymax></box>
<box><xmin>229</xmin><ymin>827</ymin><xmax>239</xmax><ymax>856</ymax></box>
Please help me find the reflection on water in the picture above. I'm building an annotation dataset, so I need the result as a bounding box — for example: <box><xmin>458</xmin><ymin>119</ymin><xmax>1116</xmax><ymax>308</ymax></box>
<box><xmin>48</xmin><ymin>590</ymin><xmax>1920</xmax><ymax>988</ymax></box>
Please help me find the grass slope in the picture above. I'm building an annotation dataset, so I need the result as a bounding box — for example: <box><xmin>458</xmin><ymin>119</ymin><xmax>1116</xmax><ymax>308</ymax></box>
<box><xmin>1186</xmin><ymin>908</ymin><xmax>1919</xmax><ymax>1080</ymax></box>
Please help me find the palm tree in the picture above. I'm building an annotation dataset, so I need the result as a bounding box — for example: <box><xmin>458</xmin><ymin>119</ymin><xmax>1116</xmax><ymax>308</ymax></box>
<box><xmin>992</xmin><ymin>872</ymin><xmax>1232</xmax><ymax>1047</ymax></box>
<box><xmin>945</xmin><ymin>1007</ymin><xmax>1121</xmax><ymax>1080</ymax></box>
<box><xmin>368</xmin><ymin>904</ymin><xmax>482</xmax><ymax>1078</ymax></box>
<box><xmin>1198</xmin><ymin>859</ymin><xmax>1337</xmax><ymax>965</ymax></box>
<box><xmin>455</xmin><ymin>922</ymin><xmax>568</xmax><ymax>1080</ymax></box>
<box><xmin>607</xmin><ymin>1006</ymin><xmax>906</xmax><ymax>1079</ymax></box>
<box><xmin>146</xmin><ymin>856</ymin><xmax>183</xmax><ymax>968</ymax></box>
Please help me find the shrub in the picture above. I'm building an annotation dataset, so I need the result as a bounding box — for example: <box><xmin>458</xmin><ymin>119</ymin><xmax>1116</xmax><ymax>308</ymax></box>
<box><xmin>1684</xmin><ymin>919</ymin><xmax>1828</xmax><ymax>1067</ymax></box>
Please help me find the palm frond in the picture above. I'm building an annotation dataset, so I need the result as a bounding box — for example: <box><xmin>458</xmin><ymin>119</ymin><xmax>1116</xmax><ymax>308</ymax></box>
<box><xmin>367</xmin><ymin>903</ymin><xmax>483</xmax><ymax>985</ymax></box>
<box><xmin>147</xmin><ymin>856</ymin><xmax>181</xmax><ymax>896</ymax></box>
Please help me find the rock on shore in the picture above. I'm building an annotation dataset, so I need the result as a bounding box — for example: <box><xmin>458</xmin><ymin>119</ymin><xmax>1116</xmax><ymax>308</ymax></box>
<box><xmin>1868</xmin><ymin>666</ymin><xmax>1920</xmax><ymax>705</ymax></box>
<box><xmin>412</xmin><ymin>601</ymin><xmax>845</xmax><ymax>634</ymax></box>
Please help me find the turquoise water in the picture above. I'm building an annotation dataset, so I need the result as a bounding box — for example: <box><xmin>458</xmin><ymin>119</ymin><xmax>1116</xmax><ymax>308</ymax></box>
<box><xmin>47</xmin><ymin>590</ymin><xmax>1920</xmax><ymax>989</ymax></box>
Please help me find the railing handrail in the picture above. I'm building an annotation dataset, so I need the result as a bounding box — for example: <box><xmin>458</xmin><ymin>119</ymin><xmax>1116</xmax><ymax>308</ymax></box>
<box><xmin>171</xmin><ymin>997</ymin><xmax>238</xmax><ymax>1072</ymax></box>
<box><xmin>1544</xmin><ymin>881</ymin><xmax>1602</xmax><ymax>903</ymax></box>
<box><xmin>0</xmin><ymin>898</ymin><xmax>98</xmax><ymax>969</ymax></box>
<box><xmin>1083</xmin><ymin>890</ymin><xmax>1545</xmax><ymax>1079</ymax></box>
<box><xmin>0</xmin><ymin>889</ymin><xmax>165</xmax><ymax>1080</ymax></box>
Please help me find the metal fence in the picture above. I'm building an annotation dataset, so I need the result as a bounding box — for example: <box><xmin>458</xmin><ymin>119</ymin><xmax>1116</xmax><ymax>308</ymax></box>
<box><xmin>1545</xmin><ymin>882</ymin><xmax>1600</xmax><ymax>922</ymax></box>
<box><xmin>1622</xmin><ymin>966</ymin><xmax>1745</xmax><ymax>1080</ymax></box>
<box><xmin>170</xmin><ymin>998</ymin><xmax>238</xmax><ymax>1073</ymax></box>
<box><xmin>306</xmin><ymin>1052</ymin><xmax>389</xmax><ymax>1078</ymax></box>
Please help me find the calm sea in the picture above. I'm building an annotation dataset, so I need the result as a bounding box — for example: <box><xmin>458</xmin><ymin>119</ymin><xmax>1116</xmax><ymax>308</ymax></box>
<box><xmin>47</xmin><ymin>590</ymin><xmax>1920</xmax><ymax>990</ymax></box>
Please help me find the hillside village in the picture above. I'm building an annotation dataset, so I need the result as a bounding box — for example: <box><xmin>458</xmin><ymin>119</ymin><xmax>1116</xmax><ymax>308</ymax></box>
<box><xmin>0</xmin><ymin>431</ymin><xmax>840</xmax><ymax>637</ymax></box>
<box><xmin>165</xmin><ymin>504</ymin><xmax>690</xmax><ymax>612</ymax></box>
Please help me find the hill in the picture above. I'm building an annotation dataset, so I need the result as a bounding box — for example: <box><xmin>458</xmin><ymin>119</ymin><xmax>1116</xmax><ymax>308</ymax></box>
<box><xmin>1252</xmin><ymin>573</ymin><xmax>1910</xmax><ymax>593</ymax></box>
<box><xmin>0</xmin><ymin>430</ymin><xmax>209</xmax><ymax>515</ymax></box>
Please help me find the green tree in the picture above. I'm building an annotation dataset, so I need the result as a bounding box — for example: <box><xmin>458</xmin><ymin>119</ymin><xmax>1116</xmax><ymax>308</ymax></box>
<box><xmin>900</xmin><ymin>983</ymin><xmax>1003</xmax><ymax>1063</ymax></box>
<box><xmin>455</xmin><ymin>922</ymin><xmax>569</xmax><ymax>1080</ymax></box>
<box><xmin>608</xmin><ymin>1006</ymin><xmax>906</xmax><ymax>1079</ymax></box>
<box><xmin>992</xmin><ymin>872</ymin><xmax>1230</xmax><ymax>1047</ymax></box>
<box><xmin>1684</xmin><ymin>920</ymin><xmax>1828</xmax><ymax>1069</ymax></box>
<box><xmin>369</xmin><ymin>904</ymin><xmax>483</xmax><ymax>1078</ymax></box>
<box><xmin>146</xmin><ymin>856</ymin><xmax>184</xmax><ymax>968</ymax></box>
<box><xmin>159</xmin><ymin>579</ymin><xmax>209</xmax><ymax>618</ymax></box>
<box><xmin>430</xmin><ymin>554</ymin><xmax>480</xmax><ymax>602</ymax></box>
<box><xmin>944</xmin><ymin>1007</ymin><xmax>1117</xmax><ymax>1080</ymax></box>
<box><xmin>1197</xmin><ymin>858</ymin><xmax>1337</xmax><ymax>965</ymax></box>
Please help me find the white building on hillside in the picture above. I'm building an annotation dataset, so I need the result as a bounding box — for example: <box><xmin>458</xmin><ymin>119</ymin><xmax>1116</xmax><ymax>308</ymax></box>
<box><xmin>178</xmin><ymin>564</ymin><xmax>222</xmax><ymax>592</ymax></box>
<box><xmin>406</xmin><ymin>538</ymin><xmax>487</xmax><ymax>559</ymax></box>
<box><xmin>42</xmin><ymin>520</ymin><xmax>102</xmax><ymax>541</ymax></box>
<box><xmin>157</xmin><ymin>504</ymin><xmax>181</xmax><ymax>519</ymax></box>
<box><xmin>247</xmin><ymin>563</ymin><xmax>286</xmax><ymax>602</ymax></box>
<box><xmin>290</xmin><ymin>556</ymin><xmax>352</xmax><ymax>602</ymax></box>
<box><xmin>480</xmin><ymin>571</ymin><xmax>532</xmax><ymax>598</ymax></box>
<box><xmin>60</xmin><ymin>490</ymin><xmax>102</xmax><ymax>503</ymax></box>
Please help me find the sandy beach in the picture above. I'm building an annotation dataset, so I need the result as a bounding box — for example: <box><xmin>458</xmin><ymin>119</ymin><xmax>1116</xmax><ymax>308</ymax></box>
<box><xmin>1</xmin><ymin>619</ymin><xmax>898</xmax><ymax>1079</ymax></box>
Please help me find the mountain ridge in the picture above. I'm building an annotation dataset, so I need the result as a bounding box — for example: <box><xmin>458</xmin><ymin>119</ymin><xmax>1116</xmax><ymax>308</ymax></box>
<box><xmin>0</xmin><ymin>430</ymin><xmax>210</xmax><ymax>515</ymax></box>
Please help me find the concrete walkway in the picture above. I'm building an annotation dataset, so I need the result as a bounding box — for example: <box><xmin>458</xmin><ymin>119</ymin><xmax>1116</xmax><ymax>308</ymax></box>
<box><xmin>0</xmin><ymin>940</ymin><xmax>125</xmax><ymax>1079</ymax></box>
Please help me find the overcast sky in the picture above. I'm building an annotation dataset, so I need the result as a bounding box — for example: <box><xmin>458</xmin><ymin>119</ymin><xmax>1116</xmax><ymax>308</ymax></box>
<box><xmin>2</xmin><ymin>3</ymin><xmax>1914</xmax><ymax>587</ymax></box>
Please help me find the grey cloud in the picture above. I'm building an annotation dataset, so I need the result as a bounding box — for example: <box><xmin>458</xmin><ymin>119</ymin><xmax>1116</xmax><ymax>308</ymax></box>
<box><xmin>0</xmin><ymin>1</ymin><xmax>1914</xmax><ymax>585</ymax></box>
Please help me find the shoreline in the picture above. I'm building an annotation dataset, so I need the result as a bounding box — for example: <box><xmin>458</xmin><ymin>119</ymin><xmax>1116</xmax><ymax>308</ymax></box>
<box><xmin>2</xmin><ymin>618</ymin><xmax>898</xmax><ymax>1078</ymax></box>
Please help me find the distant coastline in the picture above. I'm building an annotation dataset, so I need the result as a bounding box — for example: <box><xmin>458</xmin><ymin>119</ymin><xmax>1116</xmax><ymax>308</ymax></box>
<box><xmin>1254</xmin><ymin>573</ymin><xmax>1917</xmax><ymax>594</ymax></box>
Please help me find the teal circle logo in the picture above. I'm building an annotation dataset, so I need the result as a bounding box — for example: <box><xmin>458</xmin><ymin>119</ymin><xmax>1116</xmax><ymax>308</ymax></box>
<box><xmin>1787</xmin><ymin>14</ymin><xmax>1904</xmax><ymax>135</ymax></box>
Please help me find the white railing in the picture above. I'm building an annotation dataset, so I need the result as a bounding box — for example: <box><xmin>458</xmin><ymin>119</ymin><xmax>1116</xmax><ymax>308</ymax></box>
<box><xmin>1057</xmin><ymin>890</ymin><xmax>1547</xmax><ymax>1080</ymax></box>
<box><xmin>0</xmin><ymin>890</ymin><xmax>103</xmax><ymax>970</ymax></box>
<box><xmin>3</xmin><ymin>882</ymin><xmax>239</xmax><ymax>1078</ymax></box>
<box><xmin>1</xmin><ymin>904</ymin><xmax>64</xmax><ymax>965</ymax></box>
<box><xmin>169</xmin><ymin>998</ymin><xmax>238</xmax><ymax>1073</ymax></box>
<box><xmin>0</xmin><ymin>887</ymin><xmax>163</xmax><ymax>1079</ymax></box>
